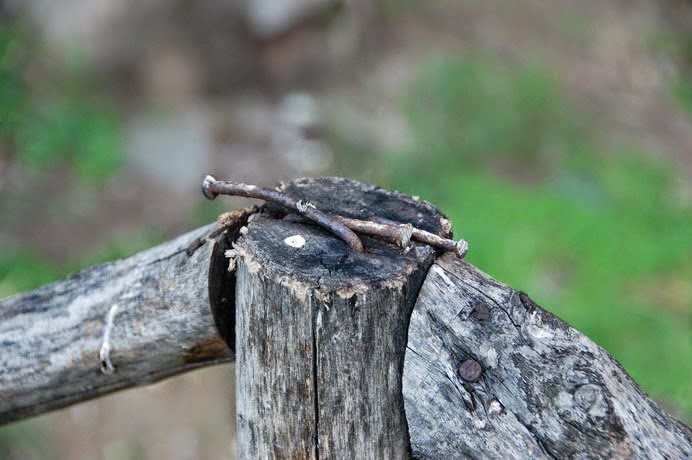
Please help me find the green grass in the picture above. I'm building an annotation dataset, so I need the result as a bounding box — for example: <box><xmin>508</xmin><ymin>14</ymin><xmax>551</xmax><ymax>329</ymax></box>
<box><xmin>402</xmin><ymin>55</ymin><xmax>587</xmax><ymax>172</ymax></box>
<box><xmin>1</xmin><ymin>22</ymin><xmax>124</xmax><ymax>182</ymax></box>
<box><xmin>0</xmin><ymin>419</ymin><xmax>52</xmax><ymax>460</ymax></box>
<box><xmin>671</xmin><ymin>75</ymin><xmax>692</xmax><ymax>118</ymax></box>
<box><xmin>384</xmin><ymin>55</ymin><xmax>692</xmax><ymax>420</ymax></box>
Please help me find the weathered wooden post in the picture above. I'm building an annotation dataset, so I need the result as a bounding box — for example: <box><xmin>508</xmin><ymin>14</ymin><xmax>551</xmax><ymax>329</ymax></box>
<box><xmin>230</xmin><ymin>178</ymin><xmax>447</xmax><ymax>458</ymax></box>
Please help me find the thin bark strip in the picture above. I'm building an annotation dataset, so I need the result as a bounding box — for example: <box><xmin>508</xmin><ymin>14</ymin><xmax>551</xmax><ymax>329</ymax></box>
<box><xmin>0</xmin><ymin>218</ymin><xmax>246</xmax><ymax>425</ymax></box>
<box><xmin>404</xmin><ymin>254</ymin><xmax>692</xmax><ymax>459</ymax></box>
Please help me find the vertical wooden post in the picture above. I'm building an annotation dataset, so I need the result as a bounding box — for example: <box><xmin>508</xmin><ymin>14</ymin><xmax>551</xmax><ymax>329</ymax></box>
<box><xmin>233</xmin><ymin>178</ymin><xmax>447</xmax><ymax>458</ymax></box>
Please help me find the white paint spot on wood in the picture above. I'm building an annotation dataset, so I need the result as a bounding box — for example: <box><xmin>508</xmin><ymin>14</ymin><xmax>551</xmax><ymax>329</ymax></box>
<box><xmin>431</xmin><ymin>265</ymin><xmax>455</xmax><ymax>290</ymax></box>
<box><xmin>99</xmin><ymin>304</ymin><xmax>119</xmax><ymax>374</ymax></box>
<box><xmin>284</xmin><ymin>235</ymin><xmax>306</xmax><ymax>248</ymax></box>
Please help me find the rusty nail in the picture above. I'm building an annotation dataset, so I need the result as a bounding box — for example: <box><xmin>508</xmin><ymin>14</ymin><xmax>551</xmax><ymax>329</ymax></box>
<box><xmin>202</xmin><ymin>175</ymin><xmax>220</xmax><ymax>200</ymax></box>
<box><xmin>370</xmin><ymin>216</ymin><xmax>469</xmax><ymax>257</ymax></box>
<box><xmin>296</xmin><ymin>200</ymin><xmax>365</xmax><ymax>252</ymax></box>
<box><xmin>202</xmin><ymin>176</ymin><xmax>364</xmax><ymax>252</ymax></box>
<box><xmin>284</xmin><ymin>213</ymin><xmax>413</xmax><ymax>248</ymax></box>
<box><xmin>202</xmin><ymin>175</ymin><xmax>467</xmax><ymax>257</ymax></box>
<box><xmin>458</xmin><ymin>359</ymin><xmax>482</xmax><ymax>382</ymax></box>
<box><xmin>335</xmin><ymin>217</ymin><xmax>413</xmax><ymax>248</ymax></box>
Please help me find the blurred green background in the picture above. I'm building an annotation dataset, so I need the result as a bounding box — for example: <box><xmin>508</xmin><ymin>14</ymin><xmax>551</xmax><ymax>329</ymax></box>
<box><xmin>1</xmin><ymin>1</ymin><xmax>690</xmax><ymax>458</ymax></box>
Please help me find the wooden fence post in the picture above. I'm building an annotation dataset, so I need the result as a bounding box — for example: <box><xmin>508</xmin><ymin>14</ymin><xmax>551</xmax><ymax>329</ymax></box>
<box><xmin>0</xmin><ymin>209</ymin><xmax>251</xmax><ymax>424</ymax></box>
<box><xmin>232</xmin><ymin>177</ymin><xmax>447</xmax><ymax>458</ymax></box>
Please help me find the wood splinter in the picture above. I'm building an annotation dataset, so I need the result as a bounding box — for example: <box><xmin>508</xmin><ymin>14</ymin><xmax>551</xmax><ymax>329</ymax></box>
<box><xmin>202</xmin><ymin>175</ymin><xmax>469</xmax><ymax>257</ymax></box>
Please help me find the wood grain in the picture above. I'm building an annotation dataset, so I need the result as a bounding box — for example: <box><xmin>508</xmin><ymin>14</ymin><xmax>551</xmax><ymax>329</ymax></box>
<box><xmin>233</xmin><ymin>177</ymin><xmax>448</xmax><ymax>459</ymax></box>
<box><xmin>0</xmin><ymin>211</ymin><xmax>250</xmax><ymax>425</ymax></box>
<box><xmin>404</xmin><ymin>254</ymin><xmax>692</xmax><ymax>459</ymax></box>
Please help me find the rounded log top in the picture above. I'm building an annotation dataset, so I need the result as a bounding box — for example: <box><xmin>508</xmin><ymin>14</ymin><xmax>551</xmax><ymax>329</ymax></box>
<box><xmin>231</xmin><ymin>177</ymin><xmax>451</xmax><ymax>295</ymax></box>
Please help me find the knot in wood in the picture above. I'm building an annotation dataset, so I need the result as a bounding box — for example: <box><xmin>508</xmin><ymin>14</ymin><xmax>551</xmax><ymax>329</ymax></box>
<box><xmin>574</xmin><ymin>384</ymin><xmax>604</xmax><ymax>414</ymax></box>
<box><xmin>458</xmin><ymin>359</ymin><xmax>482</xmax><ymax>382</ymax></box>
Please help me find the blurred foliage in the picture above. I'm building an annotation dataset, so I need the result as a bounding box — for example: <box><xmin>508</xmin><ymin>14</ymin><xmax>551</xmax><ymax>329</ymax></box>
<box><xmin>0</xmin><ymin>21</ymin><xmax>148</xmax><ymax>454</ymax></box>
<box><xmin>383</xmin><ymin>55</ymin><xmax>691</xmax><ymax>419</ymax></box>
<box><xmin>402</xmin><ymin>55</ymin><xmax>587</xmax><ymax>173</ymax></box>
<box><xmin>0</xmin><ymin>21</ymin><xmax>141</xmax><ymax>296</ymax></box>
<box><xmin>0</xmin><ymin>227</ymin><xmax>165</xmax><ymax>299</ymax></box>
<box><xmin>671</xmin><ymin>75</ymin><xmax>692</xmax><ymax>117</ymax></box>
<box><xmin>647</xmin><ymin>28</ymin><xmax>692</xmax><ymax>118</ymax></box>
<box><xmin>377</xmin><ymin>0</ymin><xmax>415</xmax><ymax>15</ymax></box>
<box><xmin>0</xmin><ymin>22</ymin><xmax>124</xmax><ymax>182</ymax></box>
<box><xmin>0</xmin><ymin>249</ymin><xmax>59</xmax><ymax>298</ymax></box>
<box><xmin>0</xmin><ymin>419</ymin><xmax>52</xmax><ymax>460</ymax></box>
<box><xmin>190</xmin><ymin>199</ymin><xmax>232</xmax><ymax>228</ymax></box>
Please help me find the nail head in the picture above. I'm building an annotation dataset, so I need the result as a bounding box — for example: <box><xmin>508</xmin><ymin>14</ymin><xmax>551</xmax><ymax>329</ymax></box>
<box><xmin>455</xmin><ymin>239</ymin><xmax>469</xmax><ymax>257</ymax></box>
<box><xmin>202</xmin><ymin>175</ymin><xmax>219</xmax><ymax>200</ymax></box>
<box><xmin>458</xmin><ymin>359</ymin><xmax>482</xmax><ymax>382</ymax></box>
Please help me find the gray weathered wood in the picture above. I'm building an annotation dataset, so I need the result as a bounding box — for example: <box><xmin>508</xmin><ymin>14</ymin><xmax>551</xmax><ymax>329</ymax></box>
<box><xmin>2</xmin><ymin>175</ymin><xmax>689</xmax><ymax>459</ymax></box>
<box><xmin>0</xmin><ymin>209</ymin><xmax>251</xmax><ymax>425</ymax></box>
<box><xmin>233</xmin><ymin>177</ymin><xmax>448</xmax><ymax>459</ymax></box>
<box><xmin>404</xmin><ymin>254</ymin><xmax>692</xmax><ymax>459</ymax></box>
